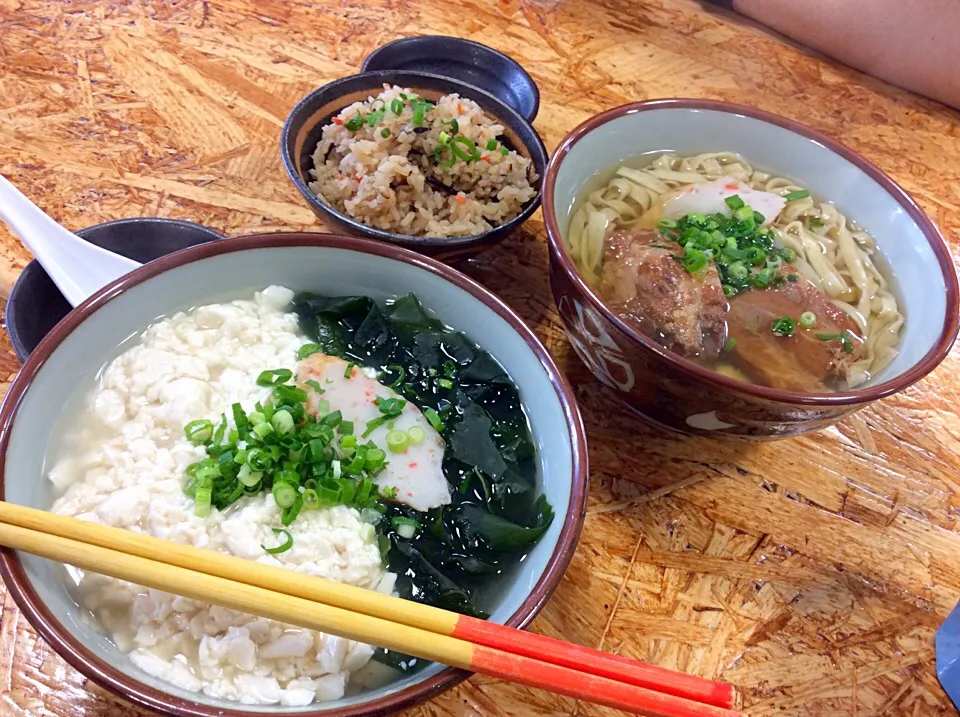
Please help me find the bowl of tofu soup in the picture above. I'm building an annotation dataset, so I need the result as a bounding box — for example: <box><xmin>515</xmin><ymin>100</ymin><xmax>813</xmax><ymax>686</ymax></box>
<box><xmin>543</xmin><ymin>99</ymin><xmax>959</xmax><ymax>438</ymax></box>
<box><xmin>0</xmin><ymin>233</ymin><xmax>587</xmax><ymax>716</ymax></box>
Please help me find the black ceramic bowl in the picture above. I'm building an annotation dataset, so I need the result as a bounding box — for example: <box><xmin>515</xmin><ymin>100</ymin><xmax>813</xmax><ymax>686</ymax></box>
<box><xmin>6</xmin><ymin>217</ymin><xmax>222</xmax><ymax>361</ymax></box>
<box><xmin>280</xmin><ymin>71</ymin><xmax>547</xmax><ymax>260</ymax></box>
<box><xmin>361</xmin><ymin>36</ymin><xmax>540</xmax><ymax>122</ymax></box>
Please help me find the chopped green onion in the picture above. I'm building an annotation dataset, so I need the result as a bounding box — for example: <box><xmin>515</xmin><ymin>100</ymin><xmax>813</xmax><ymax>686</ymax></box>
<box><xmin>727</xmin><ymin>262</ymin><xmax>748</xmax><ymax>281</ymax></box>
<box><xmin>657</xmin><ymin>217</ymin><xmax>678</xmax><ymax>230</ymax></box>
<box><xmin>282</xmin><ymin>495</ymin><xmax>303</xmax><ymax>526</ymax></box>
<box><xmin>722</xmin><ymin>284</ymin><xmax>737</xmax><ymax>298</ymax></box>
<box><xmin>749</xmin><ymin>268</ymin><xmax>776</xmax><ymax>288</ymax></box>
<box><xmin>380</xmin><ymin>128</ymin><xmax>391</xmax><ymax>138</ymax></box>
<box><xmin>273</xmin><ymin>384</ymin><xmax>306</xmax><ymax>404</ymax></box>
<box><xmin>386</xmin><ymin>429</ymin><xmax>409</xmax><ymax>453</ymax></box>
<box><xmin>724</xmin><ymin>338</ymin><xmax>737</xmax><ymax>352</ymax></box>
<box><xmin>332</xmin><ymin>459</ymin><xmax>342</xmax><ymax>479</ymax></box>
<box><xmin>321</xmin><ymin>409</ymin><xmax>342</xmax><ymax>428</ymax></box>
<box><xmin>390</xmin><ymin>98</ymin><xmax>404</xmax><ymax>115</ymax></box>
<box><xmin>184</xmin><ymin>419</ymin><xmax>214</xmax><ymax>445</ymax></box>
<box><xmin>799</xmin><ymin>311</ymin><xmax>817</xmax><ymax>329</ymax></box>
<box><xmin>256</xmin><ymin>368</ymin><xmax>293</xmax><ymax>387</ymax></box>
<box><xmin>485</xmin><ymin>138</ymin><xmax>497</xmax><ymax>151</ymax></box>
<box><xmin>817</xmin><ymin>331</ymin><xmax>855</xmax><ymax>353</ymax></box>
<box><xmin>232</xmin><ymin>404</ymin><xmax>249</xmax><ymax>439</ymax></box>
<box><xmin>297</xmin><ymin>343</ymin><xmax>321</xmax><ymax>360</ymax></box>
<box><xmin>412</xmin><ymin>100</ymin><xmax>426</xmax><ymax>126</ymax></box>
<box><xmin>253</xmin><ymin>421</ymin><xmax>274</xmax><ymax>439</ymax></box>
<box><xmin>302</xmin><ymin>489</ymin><xmax>320</xmax><ymax>509</ymax></box>
<box><xmin>451</xmin><ymin>135</ymin><xmax>480</xmax><ymax>162</ymax></box>
<box><xmin>433</xmin><ymin>145</ymin><xmax>454</xmax><ymax>167</ymax></box>
<box><xmin>771</xmin><ymin>317</ymin><xmax>796</xmax><ymax>337</ymax></box>
<box><xmin>344</xmin><ymin>113</ymin><xmax>364</xmax><ymax>132</ymax></box>
<box><xmin>443</xmin><ymin>118</ymin><xmax>459</xmax><ymax>135</ymax></box>
<box><xmin>271</xmin><ymin>409</ymin><xmax>294</xmax><ymax>435</ymax></box>
<box><xmin>193</xmin><ymin>485</ymin><xmax>212</xmax><ymax>517</ymax></box>
<box><xmin>344</xmin><ymin>362</ymin><xmax>356</xmax><ymax>378</ymax></box>
<box><xmin>437</xmin><ymin>378</ymin><xmax>454</xmax><ymax>390</ymax></box>
<box><xmin>681</xmin><ymin>248</ymin><xmax>708</xmax><ymax>273</ymax></box>
<box><xmin>365</xmin><ymin>448</ymin><xmax>387</xmax><ymax>468</ymax></box>
<box><xmin>211</xmin><ymin>414</ymin><xmax>227</xmax><ymax>445</ymax></box>
<box><xmin>338</xmin><ymin>420</ymin><xmax>354</xmax><ymax>436</ymax></box>
<box><xmin>787</xmin><ymin>273</ymin><xmax>799</xmax><ymax>282</ymax></box>
<box><xmin>316</xmin><ymin>399</ymin><xmax>330</xmax><ymax>416</ymax></box>
<box><xmin>237</xmin><ymin>463</ymin><xmax>262</xmax><ymax>487</ymax></box>
<box><xmin>424</xmin><ymin>407</ymin><xmax>444</xmax><ymax>432</ymax></box>
<box><xmin>407</xmin><ymin>426</ymin><xmax>425</xmax><ymax>445</ymax></box>
<box><xmin>366</xmin><ymin>109</ymin><xmax>385</xmax><ymax>127</ymax></box>
<box><xmin>261</xmin><ymin>528</ymin><xmax>294</xmax><ymax>554</ymax></box>
<box><xmin>305</xmin><ymin>379</ymin><xmax>324</xmax><ymax>394</ymax></box>
<box><xmin>780</xmin><ymin>247</ymin><xmax>796</xmax><ymax>262</ymax></box>
<box><xmin>724</xmin><ymin>194</ymin><xmax>745</xmax><ymax>210</ymax></box>
<box><xmin>272</xmin><ymin>481</ymin><xmax>298</xmax><ymax>509</ymax></box>
<box><xmin>380</xmin><ymin>486</ymin><xmax>398</xmax><ymax>500</ymax></box>
<box><xmin>387</xmin><ymin>364</ymin><xmax>405</xmax><ymax>388</ymax></box>
<box><xmin>392</xmin><ymin>516</ymin><xmax>420</xmax><ymax>539</ymax></box>
<box><xmin>438</xmin><ymin>130</ymin><xmax>451</xmax><ymax>144</ymax></box>
<box><xmin>339</xmin><ymin>434</ymin><xmax>357</xmax><ymax>450</ymax></box>
<box><xmin>783</xmin><ymin>190</ymin><xmax>810</xmax><ymax>201</ymax></box>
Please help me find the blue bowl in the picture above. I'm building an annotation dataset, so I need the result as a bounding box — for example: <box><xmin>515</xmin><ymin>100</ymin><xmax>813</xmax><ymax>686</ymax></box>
<box><xmin>281</xmin><ymin>71</ymin><xmax>547</xmax><ymax>261</ymax></box>
<box><xmin>6</xmin><ymin>217</ymin><xmax>222</xmax><ymax>361</ymax></box>
<box><xmin>361</xmin><ymin>36</ymin><xmax>540</xmax><ymax>123</ymax></box>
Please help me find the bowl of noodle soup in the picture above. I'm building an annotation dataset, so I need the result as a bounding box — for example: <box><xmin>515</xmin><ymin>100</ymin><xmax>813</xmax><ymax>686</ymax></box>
<box><xmin>542</xmin><ymin>99</ymin><xmax>959</xmax><ymax>438</ymax></box>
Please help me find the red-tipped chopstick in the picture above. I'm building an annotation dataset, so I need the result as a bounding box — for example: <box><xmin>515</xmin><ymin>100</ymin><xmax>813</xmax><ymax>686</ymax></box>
<box><xmin>0</xmin><ymin>502</ymin><xmax>740</xmax><ymax>713</ymax></box>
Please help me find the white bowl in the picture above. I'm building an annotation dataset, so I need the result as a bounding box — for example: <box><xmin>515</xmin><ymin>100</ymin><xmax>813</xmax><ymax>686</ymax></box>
<box><xmin>543</xmin><ymin>99</ymin><xmax>959</xmax><ymax>437</ymax></box>
<box><xmin>0</xmin><ymin>233</ymin><xmax>588</xmax><ymax>716</ymax></box>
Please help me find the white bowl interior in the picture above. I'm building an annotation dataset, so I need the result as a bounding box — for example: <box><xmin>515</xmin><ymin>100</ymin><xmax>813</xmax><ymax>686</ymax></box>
<box><xmin>552</xmin><ymin>107</ymin><xmax>948</xmax><ymax>386</ymax></box>
<box><xmin>3</xmin><ymin>245</ymin><xmax>575</xmax><ymax>712</ymax></box>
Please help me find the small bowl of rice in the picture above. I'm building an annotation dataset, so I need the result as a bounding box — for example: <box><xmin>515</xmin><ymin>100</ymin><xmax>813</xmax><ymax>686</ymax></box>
<box><xmin>281</xmin><ymin>72</ymin><xmax>547</xmax><ymax>259</ymax></box>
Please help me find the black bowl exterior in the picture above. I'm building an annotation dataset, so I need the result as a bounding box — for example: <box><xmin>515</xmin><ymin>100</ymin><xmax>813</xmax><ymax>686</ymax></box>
<box><xmin>280</xmin><ymin>71</ymin><xmax>547</xmax><ymax>260</ymax></box>
<box><xmin>360</xmin><ymin>36</ymin><xmax>540</xmax><ymax>122</ymax></box>
<box><xmin>5</xmin><ymin>218</ymin><xmax>222</xmax><ymax>362</ymax></box>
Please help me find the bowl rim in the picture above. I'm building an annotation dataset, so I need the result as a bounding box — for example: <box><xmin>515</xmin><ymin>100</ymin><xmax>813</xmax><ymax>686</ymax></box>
<box><xmin>359</xmin><ymin>35</ymin><xmax>541</xmax><ymax>122</ymax></box>
<box><xmin>0</xmin><ymin>232</ymin><xmax>589</xmax><ymax>717</ymax></box>
<box><xmin>279</xmin><ymin>70</ymin><xmax>547</xmax><ymax>249</ymax></box>
<box><xmin>542</xmin><ymin>97</ymin><xmax>960</xmax><ymax>406</ymax></box>
<box><xmin>5</xmin><ymin>217</ymin><xmax>225</xmax><ymax>363</ymax></box>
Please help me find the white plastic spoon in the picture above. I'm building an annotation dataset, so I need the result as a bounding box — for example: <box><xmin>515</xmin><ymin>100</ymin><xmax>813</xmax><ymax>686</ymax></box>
<box><xmin>0</xmin><ymin>174</ymin><xmax>142</xmax><ymax>307</ymax></box>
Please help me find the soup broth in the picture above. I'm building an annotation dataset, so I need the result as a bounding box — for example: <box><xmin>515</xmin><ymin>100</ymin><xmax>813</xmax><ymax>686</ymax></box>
<box><xmin>565</xmin><ymin>151</ymin><xmax>905</xmax><ymax>392</ymax></box>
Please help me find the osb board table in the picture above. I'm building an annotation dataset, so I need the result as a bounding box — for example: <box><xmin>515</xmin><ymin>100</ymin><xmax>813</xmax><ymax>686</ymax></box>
<box><xmin>1</xmin><ymin>0</ymin><xmax>960</xmax><ymax>715</ymax></box>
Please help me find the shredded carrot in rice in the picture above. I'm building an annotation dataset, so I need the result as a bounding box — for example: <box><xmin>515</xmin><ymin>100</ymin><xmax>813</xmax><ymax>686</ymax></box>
<box><xmin>455</xmin><ymin>195</ymin><xmax>467</xmax><ymax>204</ymax></box>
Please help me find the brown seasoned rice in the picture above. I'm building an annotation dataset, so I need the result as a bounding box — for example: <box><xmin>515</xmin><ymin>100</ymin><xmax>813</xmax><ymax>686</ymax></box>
<box><xmin>308</xmin><ymin>85</ymin><xmax>538</xmax><ymax>238</ymax></box>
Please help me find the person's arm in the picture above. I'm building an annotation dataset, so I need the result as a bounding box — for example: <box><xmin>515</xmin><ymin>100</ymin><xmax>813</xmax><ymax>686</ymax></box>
<box><xmin>727</xmin><ymin>0</ymin><xmax>960</xmax><ymax>111</ymax></box>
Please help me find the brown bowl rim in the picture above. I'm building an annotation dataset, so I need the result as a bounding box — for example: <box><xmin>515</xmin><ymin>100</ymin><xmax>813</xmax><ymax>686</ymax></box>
<box><xmin>0</xmin><ymin>232</ymin><xmax>589</xmax><ymax>717</ymax></box>
<box><xmin>542</xmin><ymin>98</ymin><xmax>960</xmax><ymax>406</ymax></box>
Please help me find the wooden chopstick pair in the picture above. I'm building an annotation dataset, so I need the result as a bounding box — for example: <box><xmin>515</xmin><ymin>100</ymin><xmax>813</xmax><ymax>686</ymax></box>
<box><xmin>0</xmin><ymin>502</ymin><xmax>743</xmax><ymax>716</ymax></box>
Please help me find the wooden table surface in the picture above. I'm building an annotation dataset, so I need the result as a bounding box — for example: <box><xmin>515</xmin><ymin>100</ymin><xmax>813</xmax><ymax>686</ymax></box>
<box><xmin>2</xmin><ymin>1</ymin><xmax>960</xmax><ymax>715</ymax></box>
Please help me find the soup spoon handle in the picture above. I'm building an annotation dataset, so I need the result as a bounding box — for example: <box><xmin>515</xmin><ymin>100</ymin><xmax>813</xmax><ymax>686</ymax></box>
<box><xmin>0</xmin><ymin>174</ymin><xmax>141</xmax><ymax>307</ymax></box>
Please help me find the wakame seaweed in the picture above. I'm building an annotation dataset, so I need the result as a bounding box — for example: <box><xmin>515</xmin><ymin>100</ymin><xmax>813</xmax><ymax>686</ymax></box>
<box><xmin>293</xmin><ymin>292</ymin><xmax>554</xmax><ymax>668</ymax></box>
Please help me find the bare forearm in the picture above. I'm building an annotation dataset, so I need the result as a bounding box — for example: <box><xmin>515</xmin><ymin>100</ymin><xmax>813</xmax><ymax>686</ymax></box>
<box><xmin>734</xmin><ymin>0</ymin><xmax>960</xmax><ymax>110</ymax></box>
